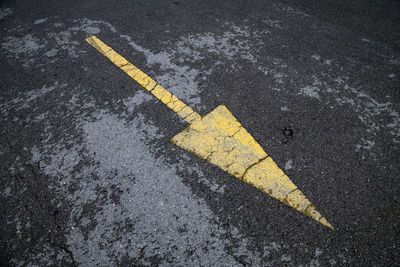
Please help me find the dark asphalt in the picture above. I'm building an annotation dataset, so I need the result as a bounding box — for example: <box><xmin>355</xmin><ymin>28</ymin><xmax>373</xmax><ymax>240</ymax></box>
<box><xmin>1</xmin><ymin>0</ymin><xmax>399</xmax><ymax>265</ymax></box>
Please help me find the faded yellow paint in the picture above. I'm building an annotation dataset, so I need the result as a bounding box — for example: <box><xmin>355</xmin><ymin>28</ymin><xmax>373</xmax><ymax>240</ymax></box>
<box><xmin>86</xmin><ymin>36</ymin><xmax>334</xmax><ymax>230</ymax></box>
<box><xmin>85</xmin><ymin>36</ymin><xmax>201</xmax><ymax>124</ymax></box>
<box><xmin>243</xmin><ymin>157</ymin><xmax>334</xmax><ymax>230</ymax></box>
<box><xmin>172</xmin><ymin>105</ymin><xmax>268</xmax><ymax>177</ymax></box>
<box><xmin>172</xmin><ymin>105</ymin><xmax>334</xmax><ymax>230</ymax></box>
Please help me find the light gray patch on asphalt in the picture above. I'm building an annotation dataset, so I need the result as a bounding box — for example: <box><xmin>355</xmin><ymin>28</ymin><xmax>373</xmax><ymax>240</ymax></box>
<box><xmin>45</xmin><ymin>48</ymin><xmax>58</xmax><ymax>57</ymax></box>
<box><xmin>8</xmin><ymin>82</ymin><xmax>269</xmax><ymax>265</ymax></box>
<box><xmin>284</xmin><ymin>159</ymin><xmax>293</xmax><ymax>170</ymax></box>
<box><xmin>74</xmin><ymin>18</ymin><xmax>117</xmax><ymax>34</ymax></box>
<box><xmin>122</xmin><ymin>91</ymin><xmax>153</xmax><ymax>114</ymax></box>
<box><xmin>272</xmin><ymin>2</ymin><xmax>310</xmax><ymax>18</ymax></box>
<box><xmin>290</xmin><ymin>52</ymin><xmax>399</xmax><ymax>153</ymax></box>
<box><xmin>1</xmin><ymin>18</ymin><xmax>117</xmax><ymax>66</ymax></box>
<box><xmin>389</xmin><ymin>58</ymin><xmax>400</xmax><ymax>66</ymax></box>
<box><xmin>309</xmin><ymin>259</ymin><xmax>321</xmax><ymax>267</ymax></box>
<box><xmin>257</xmin><ymin>61</ymin><xmax>289</xmax><ymax>91</ymax></box>
<box><xmin>263</xmin><ymin>19</ymin><xmax>283</xmax><ymax>29</ymax></box>
<box><xmin>39</xmin><ymin>143</ymin><xmax>82</xmax><ymax>178</ymax></box>
<box><xmin>120</xmin><ymin>23</ymin><xmax>267</xmax><ymax>108</ymax></box>
<box><xmin>0</xmin><ymin>83</ymin><xmax>57</xmax><ymax>116</ymax></box>
<box><xmin>315</xmin><ymin>247</ymin><xmax>323</xmax><ymax>257</ymax></box>
<box><xmin>16</xmin><ymin>243</ymin><xmax>55</xmax><ymax>267</ymax></box>
<box><xmin>29</xmin><ymin>102</ymin><xmax>263</xmax><ymax>265</ymax></box>
<box><xmin>298</xmin><ymin>71</ymin><xmax>400</xmax><ymax>153</ymax></box>
<box><xmin>299</xmin><ymin>85</ymin><xmax>320</xmax><ymax>99</ymax></box>
<box><xmin>178</xmin><ymin>32</ymin><xmax>252</xmax><ymax>62</ymax></box>
<box><xmin>121</xmin><ymin>34</ymin><xmax>203</xmax><ymax>106</ymax></box>
<box><xmin>33</xmin><ymin>18</ymin><xmax>48</xmax><ymax>24</ymax></box>
<box><xmin>259</xmin><ymin>241</ymin><xmax>329</xmax><ymax>266</ymax></box>
<box><xmin>20</xmin><ymin>84</ymin><xmax>57</xmax><ymax>107</ymax></box>
<box><xmin>312</xmin><ymin>54</ymin><xmax>321</xmax><ymax>61</ymax></box>
<box><xmin>1</xmin><ymin>34</ymin><xmax>44</xmax><ymax>60</ymax></box>
<box><xmin>0</xmin><ymin>6</ymin><xmax>13</xmax><ymax>20</ymax></box>
<box><xmin>333</xmin><ymin>76</ymin><xmax>400</xmax><ymax>145</ymax></box>
<box><xmin>273</xmin><ymin>72</ymin><xmax>286</xmax><ymax>84</ymax></box>
<box><xmin>281</xmin><ymin>254</ymin><xmax>292</xmax><ymax>262</ymax></box>
<box><xmin>46</xmin><ymin>19</ymin><xmax>97</xmax><ymax>58</ymax></box>
<box><xmin>198</xmin><ymin>176</ymin><xmax>226</xmax><ymax>194</ymax></box>
<box><xmin>177</xmin><ymin>159</ymin><xmax>226</xmax><ymax>194</ymax></box>
<box><xmin>2</xmin><ymin>186</ymin><xmax>12</xmax><ymax>197</ymax></box>
<box><xmin>30</xmin><ymin>146</ymin><xmax>41</xmax><ymax>163</ymax></box>
<box><xmin>356</xmin><ymin>138</ymin><xmax>375</xmax><ymax>151</ymax></box>
<box><xmin>177</xmin><ymin>23</ymin><xmax>264</xmax><ymax>65</ymax></box>
<box><xmin>299</xmin><ymin>76</ymin><xmax>324</xmax><ymax>99</ymax></box>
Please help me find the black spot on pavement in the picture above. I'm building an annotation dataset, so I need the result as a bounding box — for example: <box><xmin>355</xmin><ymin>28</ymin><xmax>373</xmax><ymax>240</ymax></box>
<box><xmin>282</xmin><ymin>127</ymin><xmax>294</xmax><ymax>138</ymax></box>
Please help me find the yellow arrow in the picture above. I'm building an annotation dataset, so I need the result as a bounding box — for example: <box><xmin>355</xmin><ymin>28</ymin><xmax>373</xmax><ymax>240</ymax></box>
<box><xmin>86</xmin><ymin>36</ymin><xmax>334</xmax><ymax>230</ymax></box>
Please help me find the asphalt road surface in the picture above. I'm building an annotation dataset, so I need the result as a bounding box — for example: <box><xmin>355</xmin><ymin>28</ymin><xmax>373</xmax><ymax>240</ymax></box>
<box><xmin>1</xmin><ymin>0</ymin><xmax>399</xmax><ymax>266</ymax></box>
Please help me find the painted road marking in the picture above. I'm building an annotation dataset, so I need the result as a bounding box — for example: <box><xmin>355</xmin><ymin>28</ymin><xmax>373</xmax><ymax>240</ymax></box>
<box><xmin>86</xmin><ymin>36</ymin><xmax>334</xmax><ymax>230</ymax></box>
<box><xmin>86</xmin><ymin>36</ymin><xmax>201</xmax><ymax>124</ymax></box>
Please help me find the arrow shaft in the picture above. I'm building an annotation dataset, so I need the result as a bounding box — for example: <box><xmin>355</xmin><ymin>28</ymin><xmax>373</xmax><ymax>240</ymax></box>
<box><xmin>86</xmin><ymin>36</ymin><xmax>201</xmax><ymax>124</ymax></box>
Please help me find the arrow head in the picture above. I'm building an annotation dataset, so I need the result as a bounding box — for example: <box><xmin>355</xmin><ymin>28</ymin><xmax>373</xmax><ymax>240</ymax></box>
<box><xmin>172</xmin><ymin>105</ymin><xmax>334</xmax><ymax>230</ymax></box>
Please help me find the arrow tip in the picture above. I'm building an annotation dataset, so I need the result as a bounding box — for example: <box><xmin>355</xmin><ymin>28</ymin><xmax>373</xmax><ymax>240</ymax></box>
<box><xmin>172</xmin><ymin>105</ymin><xmax>334</xmax><ymax>230</ymax></box>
